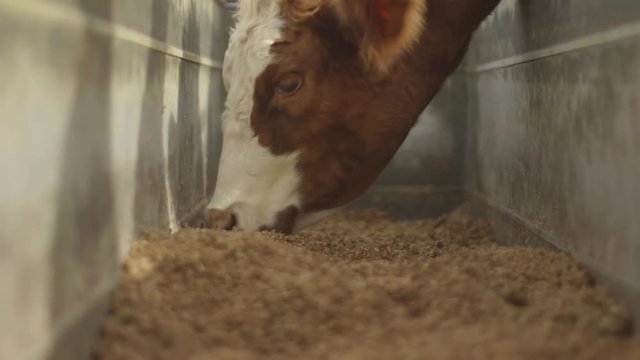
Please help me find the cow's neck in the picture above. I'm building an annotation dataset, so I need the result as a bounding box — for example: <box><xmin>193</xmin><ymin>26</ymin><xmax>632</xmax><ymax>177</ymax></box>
<box><xmin>371</xmin><ymin>0</ymin><xmax>500</xmax><ymax>142</ymax></box>
<box><xmin>352</xmin><ymin>0</ymin><xmax>500</xmax><ymax>192</ymax></box>
<box><xmin>409</xmin><ymin>0</ymin><xmax>500</xmax><ymax>93</ymax></box>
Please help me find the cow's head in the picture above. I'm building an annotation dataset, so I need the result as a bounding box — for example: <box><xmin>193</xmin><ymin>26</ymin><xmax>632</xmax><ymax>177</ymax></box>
<box><xmin>206</xmin><ymin>0</ymin><xmax>427</xmax><ymax>234</ymax></box>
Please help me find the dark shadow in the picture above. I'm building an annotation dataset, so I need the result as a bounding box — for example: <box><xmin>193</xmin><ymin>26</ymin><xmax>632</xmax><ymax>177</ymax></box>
<box><xmin>133</xmin><ymin>1</ymin><xmax>170</xmax><ymax>231</ymax></box>
<box><xmin>167</xmin><ymin>4</ymin><xmax>204</xmax><ymax>222</ymax></box>
<box><xmin>48</xmin><ymin>0</ymin><xmax>116</xmax><ymax>359</ymax></box>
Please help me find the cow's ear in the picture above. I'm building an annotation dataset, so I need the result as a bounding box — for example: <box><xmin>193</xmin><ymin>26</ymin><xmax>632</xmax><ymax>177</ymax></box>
<box><xmin>329</xmin><ymin>0</ymin><xmax>427</xmax><ymax>75</ymax></box>
<box><xmin>280</xmin><ymin>0</ymin><xmax>323</xmax><ymax>23</ymax></box>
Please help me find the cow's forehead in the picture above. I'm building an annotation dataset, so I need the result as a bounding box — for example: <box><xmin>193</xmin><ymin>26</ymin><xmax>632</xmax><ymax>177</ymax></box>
<box><xmin>223</xmin><ymin>1</ymin><xmax>283</xmax><ymax>90</ymax></box>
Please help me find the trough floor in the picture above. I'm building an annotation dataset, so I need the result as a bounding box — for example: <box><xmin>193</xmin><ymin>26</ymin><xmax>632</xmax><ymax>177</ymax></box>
<box><xmin>92</xmin><ymin>204</ymin><xmax>640</xmax><ymax>360</ymax></box>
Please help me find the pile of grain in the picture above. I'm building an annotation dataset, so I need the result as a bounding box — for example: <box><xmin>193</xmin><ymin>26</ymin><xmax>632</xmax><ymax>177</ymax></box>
<box><xmin>92</xmin><ymin>205</ymin><xmax>640</xmax><ymax>360</ymax></box>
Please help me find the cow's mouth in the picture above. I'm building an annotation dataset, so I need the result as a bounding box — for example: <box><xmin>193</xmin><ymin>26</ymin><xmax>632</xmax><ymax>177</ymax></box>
<box><xmin>205</xmin><ymin>208</ymin><xmax>238</xmax><ymax>230</ymax></box>
<box><xmin>258</xmin><ymin>205</ymin><xmax>300</xmax><ymax>235</ymax></box>
<box><xmin>203</xmin><ymin>205</ymin><xmax>300</xmax><ymax>235</ymax></box>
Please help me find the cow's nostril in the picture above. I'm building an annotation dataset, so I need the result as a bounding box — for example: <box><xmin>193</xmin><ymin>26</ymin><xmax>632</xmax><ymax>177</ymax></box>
<box><xmin>206</xmin><ymin>208</ymin><xmax>237</xmax><ymax>230</ymax></box>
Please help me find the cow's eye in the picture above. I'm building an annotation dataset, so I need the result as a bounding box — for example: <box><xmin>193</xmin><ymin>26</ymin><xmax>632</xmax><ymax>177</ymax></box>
<box><xmin>276</xmin><ymin>74</ymin><xmax>302</xmax><ymax>95</ymax></box>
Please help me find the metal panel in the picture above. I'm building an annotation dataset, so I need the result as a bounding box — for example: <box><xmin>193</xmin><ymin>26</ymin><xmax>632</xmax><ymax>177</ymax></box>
<box><xmin>465</xmin><ymin>0</ymin><xmax>640</xmax><ymax>68</ymax></box>
<box><xmin>48</xmin><ymin>0</ymin><xmax>234</xmax><ymax>63</ymax></box>
<box><xmin>466</xmin><ymin>33</ymin><xmax>640</xmax><ymax>318</ymax></box>
<box><xmin>0</xmin><ymin>1</ymin><xmax>233</xmax><ymax>359</ymax></box>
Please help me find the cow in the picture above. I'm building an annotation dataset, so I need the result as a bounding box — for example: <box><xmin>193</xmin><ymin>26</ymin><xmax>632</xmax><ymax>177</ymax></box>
<box><xmin>204</xmin><ymin>0</ymin><xmax>501</xmax><ymax>234</ymax></box>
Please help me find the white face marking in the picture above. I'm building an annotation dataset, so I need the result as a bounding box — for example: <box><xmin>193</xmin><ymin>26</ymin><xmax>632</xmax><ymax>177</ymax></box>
<box><xmin>208</xmin><ymin>0</ymin><xmax>303</xmax><ymax>232</ymax></box>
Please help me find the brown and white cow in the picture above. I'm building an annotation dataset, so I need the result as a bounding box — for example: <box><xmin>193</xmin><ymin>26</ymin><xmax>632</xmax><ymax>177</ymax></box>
<box><xmin>205</xmin><ymin>0</ymin><xmax>500</xmax><ymax>234</ymax></box>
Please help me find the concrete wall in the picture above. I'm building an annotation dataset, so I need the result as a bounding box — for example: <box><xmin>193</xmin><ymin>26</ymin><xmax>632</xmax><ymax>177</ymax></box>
<box><xmin>464</xmin><ymin>0</ymin><xmax>640</xmax><ymax>320</ymax></box>
<box><xmin>0</xmin><ymin>1</ymin><xmax>233</xmax><ymax>359</ymax></box>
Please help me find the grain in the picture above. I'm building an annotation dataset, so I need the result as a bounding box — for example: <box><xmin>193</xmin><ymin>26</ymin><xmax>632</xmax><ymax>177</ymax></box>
<box><xmin>92</xmin><ymin>205</ymin><xmax>640</xmax><ymax>360</ymax></box>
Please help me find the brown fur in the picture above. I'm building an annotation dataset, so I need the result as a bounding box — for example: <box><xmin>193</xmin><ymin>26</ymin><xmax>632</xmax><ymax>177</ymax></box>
<box><xmin>252</xmin><ymin>0</ymin><xmax>501</xmax><ymax>215</ymax></box>
<box><xmin>328</xmin><ymin>0</ymin><xmax>427</xmax><ymax>75</ymax></box>
<box><xmin>281</xmin><ymin>0</ymin><xmax>427</xmax><ymax>75</ymax></box>
<box><xmin>280</xmin><ymin>0</ymin><xmax>323</xmax><ymax>23</ymax></box>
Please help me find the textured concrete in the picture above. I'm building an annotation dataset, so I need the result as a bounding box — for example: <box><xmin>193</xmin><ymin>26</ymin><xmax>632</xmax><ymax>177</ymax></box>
<box><xmin>0</xmin><ymin>1</ymin><xmax>232</xmax><ymax>359</ymax></box>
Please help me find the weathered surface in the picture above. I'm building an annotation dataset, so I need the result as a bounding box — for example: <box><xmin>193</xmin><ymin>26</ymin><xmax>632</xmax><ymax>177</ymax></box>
<box><xmin>464</xmin><ymin>0</ymin><xmax>640</xmax><ymax>321</ymax></box>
